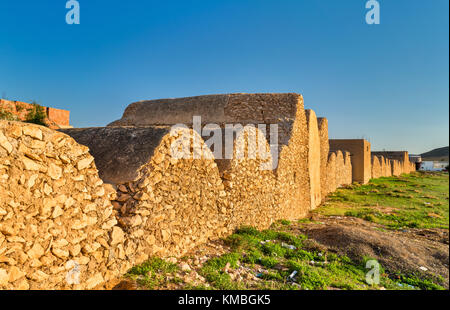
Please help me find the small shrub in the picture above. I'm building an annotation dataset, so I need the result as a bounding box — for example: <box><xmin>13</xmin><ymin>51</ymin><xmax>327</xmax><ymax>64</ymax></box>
<box><xmin>25</xmin><ymin>102</ymin><xmax>47</xmax><ymax>126</ymax></box>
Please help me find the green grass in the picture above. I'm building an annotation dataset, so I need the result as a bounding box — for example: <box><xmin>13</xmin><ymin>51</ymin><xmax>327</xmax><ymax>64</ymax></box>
<box><xmin>125</xmin><ymin>257</ymin><xmax>180</xmax><ymax>289</ymax></box>
<box><xmin>25</xmin><ymin>103</ymin><xmax>47</xmax><ymax>127</ymax></box>
<box><xmin>197</xmin><ymin>226</ymin><xmax>444</xmax><ymax>290</ymax></box>
<box><xmin>318</xmin><ymin>172</ymin><xmax>449</xmax><ymax>229</ymax></box>
<box><xmin>126</xmin><ymin>226</ymin><xmax>445</xmax><ymax>290</ymax></box>
<box><xmin>125</xmin><ymin>172</ymin><xmax>448</xmax><ymax>290</ymax></box>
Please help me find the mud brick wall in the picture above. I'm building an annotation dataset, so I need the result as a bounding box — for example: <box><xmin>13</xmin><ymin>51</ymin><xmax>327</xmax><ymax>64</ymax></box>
<box><xmin>46</xmin><ymin>108</ymin><xmax>71</xmax><ymax>127</ymax></box>
<box><xmin>0</xmin><ymin>120</ymin><xmax>132</xmax><ymax>290</ymax></box>
<box><xmin>0</xmin><ymin>99</ymin><xmax>31</xmax><ymax>120</ymax></box>
<box><xmin>305</xmin><ymin>110</ymin><xmax>321</xmax><ymax>210</ymax></box>
<box><xmin>329</xmin><ymin>139</ymin><xmax>371</xmax><ymax>184</ymax></box>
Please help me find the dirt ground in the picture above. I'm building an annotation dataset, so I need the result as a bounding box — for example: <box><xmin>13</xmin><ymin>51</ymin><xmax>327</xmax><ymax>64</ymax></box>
<box><xmin>291</xmin><ymin>214</ymin><xmax>449</xmax><ymax>288</ymax></box>
<box><xmin>109</xmin><ymin>212</ymin><xmax>449</xmax><ymax>290</ymax></box>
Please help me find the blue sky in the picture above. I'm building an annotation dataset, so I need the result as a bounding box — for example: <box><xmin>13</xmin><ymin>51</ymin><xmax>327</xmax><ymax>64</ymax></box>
<box><xmin>1</xmin><ymin>0</ymin><xmax>448</xmax><ymax>154</ymax></box>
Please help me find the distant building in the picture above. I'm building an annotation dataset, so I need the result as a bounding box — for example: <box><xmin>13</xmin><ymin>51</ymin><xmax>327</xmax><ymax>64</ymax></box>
<box><xmin>409</xmin><ymin>155</ymin><xmax>422</xmax><ymax>163</ymax></box>
<box><xmin>419</xmin><ymin>161</ymin><xmax>448</xmax><ymax>171</ymax></box>
<box><xmin>409</xmin><ymin>155</ymin><xmax>422</xmax><ymax>170</ymax></box>
<box><xmin>0</xmin><ymin>99</ymin><xmax>71</xmax><ymax>129</ymax></box>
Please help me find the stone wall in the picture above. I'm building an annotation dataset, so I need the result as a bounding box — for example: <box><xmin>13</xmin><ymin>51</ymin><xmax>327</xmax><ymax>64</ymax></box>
<box><xmin>217</xmin><ymin>126</ymin><xmax>279</xmax><ymax>230</ymax></box>
<box><xmin>377</xmin><ymin>156</ymin><xmax>388</xmax><ymax>177</ymax></box>
<box><xmin>0</xmin><ymin>121</ymin><xmax>132</xmax><ymax>290</ymax></box>
<box><xmin>326</xmin><ymin>150</ymin><xmax>352</xmax><ymax>191</ymax></box>
<box><xmin>109</xmin><ymin>93</ymin><xmax>311</xmax><ymax>220</ymax></box>
<box><xmin>391</xmin><ymin>159</ymin><xmax>403</xmax><ymax>176</ymax></box>
<box><xmin>372</xmin><ymin>151</ymin><xmax>412</xmax><ymax>175</ymax></box>
<box><xmin>385</xmin><ymin>158</ymin><xmax>392</xmax><ymax>177</ymax></box>
<box><xmin>317</xmin><ymin>118</ymin><xmax>329</xmax><ymax>201</ymax></box>
<box><xmin>305</xmin><ymin>110</ymin><xmax>321</xmax><ymax>210</ymax></box>
<box><xmin>329</xmin><ymin>139</ymin><xmax>371</xmax><ymax>184</ymax></box>
<box><xmin>111</xmin><ymin>128</ymin><xmax>229</xmax><ymax>259</ymax></box>
<box><xmin>60</xmin><ymin>127</ymin><xmax>172</xmax><ymax>185</ymax></box>
<box><xmin>375</xmin><ymin>154</ymin><xmax>412</xmax><ymax>178</ymax></box>
<box><xmin>371</xmin><ymin>156</ymin><xmax>383</xmax><ymax>179</ymax></box>
<box><xmin>0</xmin><ymin>93</ymin><xmax>418</xmax><ymax>290</ymax></box>
<box><xmin>326</xmin><ymin>152</ymin><xmax>337</xmax><ymax>194</ymax></box>
<box><xmin>275</xmin><ymin>95</ymin><xmax>310</xmax><ymax>220</ymax></box>
<box><xmin>334</xmin><ymin>151</ymin><xmax>351</xmax><ymax>187</ymax></box>
<box><xmin>342</xmin><ymin>151</ymin><xmax>353</xmax><ymax>185</ymax></box>
<box><xmin>61</xmin><ymin>125</ymin><xmax>281</xmax><ymax>260</ymax></box>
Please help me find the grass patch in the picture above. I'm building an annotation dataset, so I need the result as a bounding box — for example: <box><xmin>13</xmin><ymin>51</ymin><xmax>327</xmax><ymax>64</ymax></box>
<box><xmin>126</xmin><ymin>172</ymin><xmax>447</xmax><ymax>290</ymax></box>
<box><xmin>25</xmin><ymin>103</ymin><xmax>47</xmax><ymax>127</ymax></box>
<box><xmin>125</xmin><ymin>257</ymin><xmax>180</xmax><ymax>289</ymax></box>
<box><xmin>318</xmin><ymin>172</ymin><xmax>449</xmax><ymax>229</ymax></box>
<box><xmin>215</xmin><ymin>226</ymin><xmax>411</xmax><ymax>290</ymax></box>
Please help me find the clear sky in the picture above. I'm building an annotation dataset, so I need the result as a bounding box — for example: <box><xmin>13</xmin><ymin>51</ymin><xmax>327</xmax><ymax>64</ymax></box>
<box><xmin>1</xmin><ymin>0</ymin><xmax>448</xmax><ymax>154</ymax></box>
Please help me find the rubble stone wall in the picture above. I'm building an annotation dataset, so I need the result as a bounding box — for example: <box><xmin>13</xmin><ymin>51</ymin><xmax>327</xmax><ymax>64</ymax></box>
<box><xmin>1</xmin><ymin>93</ymin><xmax>418</xmax><ymax>290</ymax></box>
<box><xmin>275</xmin><ymin>95</ymin><xmax>310</xmax><ymax>220</ymax></box>
<box><xmin>372</xmin><ymin>151</ymin><xmax>411</xmax><ymax>174</ymax></box>
<box><xmin>326</xmin><ymin>152</ymin><xmax>337</xmax><ymax>194</ymax></box>
<box><xmin>60</xmin><ymin>127</ymin><xmax>172</xmax><ymax>185</ymax></box>
<box><xmin>342</xmin><ymin>151</ymin><xmax>353</xmax><ymax>185</ymax></box>
<box><xmin>109</xmin><ymin>93</ymin><xmax>311</xmax><ymax>220</ymax></box>
<box><xmin>317</xmin><ymin>118</ymin><xmax>329</xmax><ymax>201</ymax></box>
<box><xmin>111</xmin><ymin>128</ymin><xmax>229</xmax><ymax>260</ymax></box>
<box><xmin>330</xmin><ymin>139</ymin><xmax>371</xmax><ymax>184</ymax></box>
<box><xmin>371</xmin><ymin>156</ymin><xmax>383</xmax><ymax>179</ymax></box>
<box><xmin>305</xmin><ymin>110</ymin><xmax>321</xmax><ymax>210</ymax></box>
<box><xmin>386</xmin><ymin>159</ymin><xmax>393</xmax><ymax>177</ymax></box>
<box><xmin>0</xmin><ymin>121</ymin><xmax>131</xmax><ymax>290</ymax></box>
<box><xmin>391</xmin><ymin>159</ymin><xmax>403</xmax><ymax>176</ymax></box>
<box><xmin>335</xmin><ymin>151</ymin><xmax>346</xmax><ymax>187</ymax></box>
<box><xmin>327</xmin><ymin>150</ymin><xmax>352</xmax><ymax>190</ymax></box>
